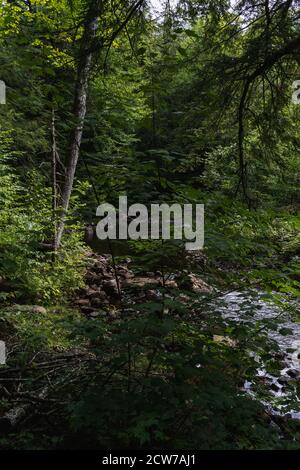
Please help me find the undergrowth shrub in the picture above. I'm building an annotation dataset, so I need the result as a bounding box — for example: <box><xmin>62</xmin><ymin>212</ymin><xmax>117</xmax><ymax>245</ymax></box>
<box><xmin>0</xmin><ymin>130</ymin><xmax>87</xmax><ymax>304</ymax></box>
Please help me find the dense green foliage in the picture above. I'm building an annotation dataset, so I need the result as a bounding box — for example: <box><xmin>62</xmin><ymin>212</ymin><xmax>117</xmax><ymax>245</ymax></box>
<box><xmin>0</xmin><ymin>0</ymin><xmax>300</xmax><ymax>450</ymax></box>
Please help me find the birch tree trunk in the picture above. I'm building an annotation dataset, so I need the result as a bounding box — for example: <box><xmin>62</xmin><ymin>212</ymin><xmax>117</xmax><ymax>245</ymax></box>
<box><xmin>51</xmin><ymin>108</ymin><xmax>58</xmax><ymax>258</ymax></box>
<box><xmin>56</xmin><ymin>4</ymin><xmax>99</xmax><ymax>248</ymax></box>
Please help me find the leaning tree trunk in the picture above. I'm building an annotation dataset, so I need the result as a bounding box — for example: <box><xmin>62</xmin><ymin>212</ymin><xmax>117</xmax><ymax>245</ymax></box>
<box><xmin>56</xmin><ymin>7</ymin><xmax>99</xmax><ymax>248</ymax></box>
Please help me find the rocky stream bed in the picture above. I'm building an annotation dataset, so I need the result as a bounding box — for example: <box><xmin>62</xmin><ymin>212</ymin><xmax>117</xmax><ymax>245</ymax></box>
<box><xmin>72</xmin><ymin>252</ymin><xmax>300</xmax><ymax>423</ymax></box>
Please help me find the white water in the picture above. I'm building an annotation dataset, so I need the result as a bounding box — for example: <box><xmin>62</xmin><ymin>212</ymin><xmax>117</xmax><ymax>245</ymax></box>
<box><xmin>210</xmin><ymin>290</ymin><xmax>300</xmax><ymax>419</ymax></box>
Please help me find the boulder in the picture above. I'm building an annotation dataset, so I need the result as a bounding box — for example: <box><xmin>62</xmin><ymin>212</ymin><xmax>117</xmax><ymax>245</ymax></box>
<box><xmin>181</xmin><ymin>274</ymin><xmax>212</xmax><ymax>294</ymax></box>
<box><xmin>103</xmin><ymin>279</ymin><xmax>119</xmax><ymax>296</ymax></box>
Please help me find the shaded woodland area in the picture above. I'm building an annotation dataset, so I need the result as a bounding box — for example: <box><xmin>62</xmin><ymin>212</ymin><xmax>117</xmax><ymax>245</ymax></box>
<box><xmin>0</xmin><ymin>0</ymin><xmax>300</xmax><ymax>450</ymax></box>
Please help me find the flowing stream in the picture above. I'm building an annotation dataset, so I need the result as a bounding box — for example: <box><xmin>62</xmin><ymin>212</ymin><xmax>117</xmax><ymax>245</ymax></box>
<box><xmin>210</xmin><ymin>290</ymin><xmax>300</xmax><ymax>419</ymax></box>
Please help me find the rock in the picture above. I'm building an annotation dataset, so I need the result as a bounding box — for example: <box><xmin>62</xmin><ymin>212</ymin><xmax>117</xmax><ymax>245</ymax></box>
<box><xmin>93</xmin><ymin>260</ymin><xmax>105</xmax><ymax>268</ymax></box>
<box><xmin>89</xmin><ymin>310</ymin><xmax>108</xmax><ymax>318</ymax></box>
<box><xmin>99</xmin><ymin>291</ymin><xmax>108</xmax><ymax>300</ymax></box>
<box><xmin>86</xmin><ymin>288</ymin><xmax>100</xmax><ymax>298</ymax></box>
<box><xmin>74</xmin><ymin>299</ymin><xmax>91</xmax><ymax>307</ymax></box>
<box><xmin>86</xmin><ymin>272</ymin><xmax>100</xmax><ymax>282</ymax></box>
<box><xmin>93</xmin><ymin>266</ymin><xmax>105</xmax><ymax>275</ymax></box>
<box><xmin>103</xmin><ymin>279</ymin><xmax>117</xmax><ymax>287</ymax></box>
<box><xmin>91</xmin><ymin>284</ymin><xmax>99</xmax><ymax>290</ymax></box>
<box><xmin>181</xmin><ymin>274</ymin><xmax>212</xmax><ymax>294</ymax></box>
<box><xmin>124</xmin><ymin>277</ymin><xmax>159</xmax><ymax>289</ymax></box>
<box><xmin>103</xmin><ymin>272</ymin><xmax>114</xmax><ymax>280</ymax></box>
<box><xmin>145</xmin><ymin>289</ymin><xmax>160</xmax><ymax>300</ymax></box>
<box><xmin>80</xmin><ymin>306</ymin><xmax>96</xmax><ymax>315</ymax></box>
<box><xmin>178</xmin><ymin>294</ymin><xmax>190</xmax><ymax>303</ymax></box>
<box><xmin>270</xmin><ymin>383</ymin><xmax>280</xmax><ymax>392</ymax></box>
<box><xmin>117</xmin><ymin>266</ymin><xmax>127</xmax><ymax>272</ymax></box>
<box><xmin>278</xmin><ymin>377</ymin><xmax>289</xmax><ymax>386</ymax></box>
<box><xmin>121</xmin><ymin>271</ymin><xmax>134</xmax><ymax>279</ymax></box>
<box><xmin>103</xmin><ymin>279</ymin><xmax>119</xmax><ymax>296</ymax></box>
<box><xmin>286</xmin><ymin>369</ymin><xmax>298</xmax><ymax>379</ymax></box>
<box><xmin>117</xmin><ymin>268</ymin><xmax>134</xmax><ymax>279</ymax></box>
<box><xmin>31</xmin><ymin>306</ymin><xmax>47</xmax><ymax>314</ymax></box>
<box><xmin>89</xmin><ymin>311</ymin><xmax>101</xmax><ymax>318</ymax></box>
<box><xmin>165</xmin><ymin>280</ymin><xmax>178</xmax><ymax>289</ymax></box>
<box><xmin>274</xmin><ymin>352</ymin><xmax>285</xmax><ymax>360</ymax></box>
<box><xmin>91</xmin><ymin>298</ymin><xmax>102</xmax><ymax>307</ymax></box>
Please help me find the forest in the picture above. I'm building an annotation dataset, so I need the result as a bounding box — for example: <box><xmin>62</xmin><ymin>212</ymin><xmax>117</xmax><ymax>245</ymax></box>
<box><xmin>0</xmin><ymin>0</ymin><xmax>300</xmax><ymax>452</ymax></box>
